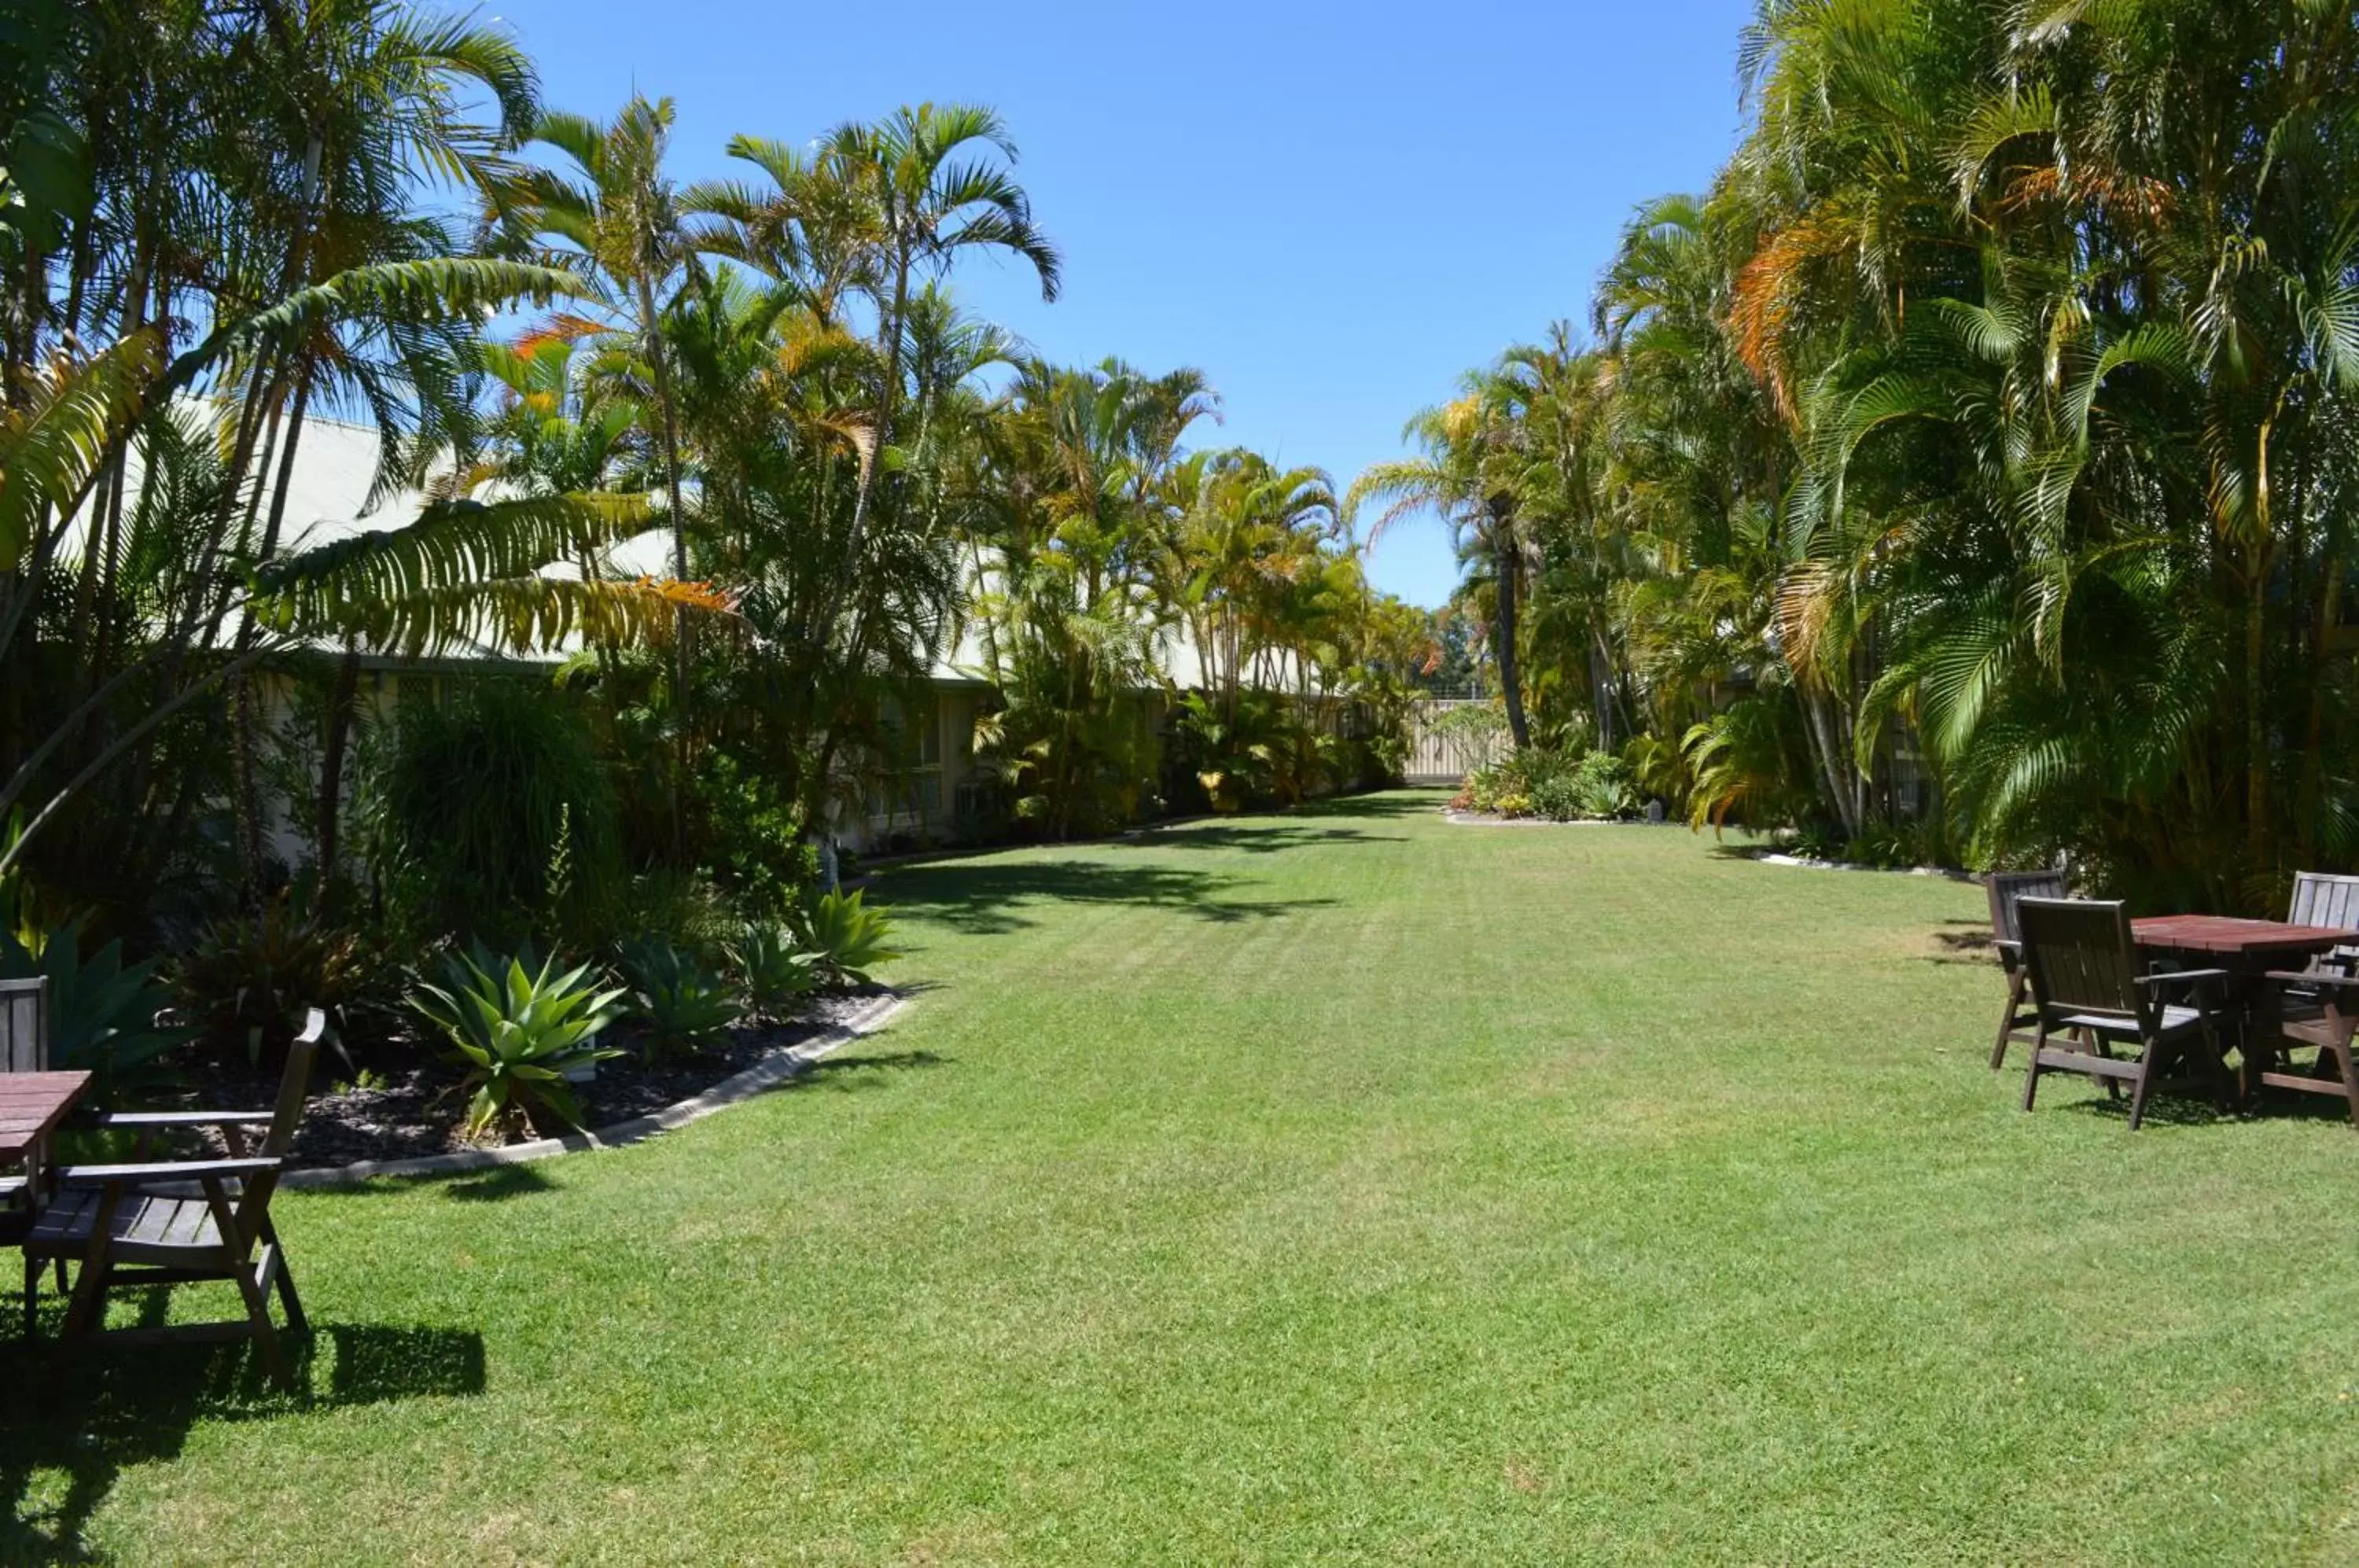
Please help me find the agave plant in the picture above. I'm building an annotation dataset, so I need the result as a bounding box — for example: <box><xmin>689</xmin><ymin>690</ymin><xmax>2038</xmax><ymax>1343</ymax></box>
<box><xmin>730</xmin><ymin>922</ymin><xmax>823</xmax><ymax>1016</ymax></box>
<box><xmin>411</xmin><ymin>946</ymin><xmax>624</xmax><ymax>1137</ymax></box>
<box><xmin>800</xmin><ymin>889</ymin><xmax>902</xmax><ymax>986</ymax></box>
<box><xmin>615</xmin><ymin>937</ymin><xmax>741</xmax><ymax>1056</ymax></box>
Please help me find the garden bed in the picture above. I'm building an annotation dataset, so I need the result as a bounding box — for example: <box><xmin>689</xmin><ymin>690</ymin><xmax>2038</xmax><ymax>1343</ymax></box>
<box><xmin>172</xmin><ymin>990</ymin><xmax>891</xmax><ymax>1170</ymax></box>
<box><xmin>1444</xmin><ymin>807</ymin><xmax>1669</xmax><ymax>828</ymax></box>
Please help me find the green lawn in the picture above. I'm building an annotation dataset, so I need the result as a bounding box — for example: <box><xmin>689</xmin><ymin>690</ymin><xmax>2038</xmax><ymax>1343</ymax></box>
<box><xmin>8</xmin><ymin>790</ymin><xmax>2359</xmax><ymax>1563</ymax></box>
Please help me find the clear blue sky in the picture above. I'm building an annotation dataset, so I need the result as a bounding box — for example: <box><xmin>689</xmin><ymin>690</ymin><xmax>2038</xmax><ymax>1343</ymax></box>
<box><xmin>481</xmin><ymin>0</ymin><xmax>1759</xmax><ymax>607</ymax></box>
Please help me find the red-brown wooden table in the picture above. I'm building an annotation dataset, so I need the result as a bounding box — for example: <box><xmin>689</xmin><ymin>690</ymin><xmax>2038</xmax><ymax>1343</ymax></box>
<box><xmin>2133</xmin><ymin>915</ymin><xmax>2354</xmax><ymax>968</ymax></box>
<box><xmin>2133</xmin><ymin>918</ymin><xmax>2352</xmax><ymax>1088</ymax></box>
<box><xmin>0</xmin><ymin>1070</ymin><xmax>90</xmax><ymax>1165</ymax></box>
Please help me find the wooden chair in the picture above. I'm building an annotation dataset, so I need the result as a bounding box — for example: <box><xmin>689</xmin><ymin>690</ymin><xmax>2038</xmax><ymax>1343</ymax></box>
<box><xmin>1985</xmin><ymin>870</ymin><xmax>2066</xmax><ymax>1070</ymax></box>
<box><xmin>1</xmin><ymin>976</ymin><xmax>46</xmax><ymax>1073</ymax></box>
<box><xmin>23</xmin><ymin>1010</ymin><xmax>323</xmax><ymax>1389</ymax></box>
<box><xmin>2016</xmin><ymin>898</ymin><xmax>2230</xmax><ymax>1131</ymax></box>
<box><xmin>0</xmin><ymin>976</ymin><xmax>49</xmax><ymax>1240</ymax></box>
<box><xmin>2253</xmin><ymin>872</ymin><xmax>2359</xmax><ymax>1127</ymax></box>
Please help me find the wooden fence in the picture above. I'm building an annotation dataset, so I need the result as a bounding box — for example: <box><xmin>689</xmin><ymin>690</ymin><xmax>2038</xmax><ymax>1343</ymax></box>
<box><xmin>1404</xmin><ymin>699</ymin><xmax>1506</xmax><ymax>785</ymax></box>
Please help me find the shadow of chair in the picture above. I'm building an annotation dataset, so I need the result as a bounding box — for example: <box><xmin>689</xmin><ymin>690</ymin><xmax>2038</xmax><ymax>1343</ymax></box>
<box><xmin>0</xmin><ymin>1320</ymin><xmax>485</xmax><ymax>1563</ymax></box>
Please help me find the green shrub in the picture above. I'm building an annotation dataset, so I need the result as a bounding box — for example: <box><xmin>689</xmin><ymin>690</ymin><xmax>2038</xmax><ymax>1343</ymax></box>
<box><xmin>616</xmin><ymin>937</ymin><xmax>741</xmax><ymax>1055</ymax></box>
<box><xmin>171</xmin><ymin>885</ymin><xmax>387</xmax><ymax>1063</ymax></box>
<box><xmin>412</xmin><ymin>944</ymin><xmax>624</xmax><ymax>1137</ymax></box>
<box><xmin>731</xmin><ymin>922</ymin><xmax>823</xmax><ymax>1015</ymax></box>
<box><xmin>0</xmin><ymin>926</ymin><xmax>190</xmax><ymax>1107</ymax></box>
<box><xmin>1466</xmin><ymin>748</ymin><xmax>1637</xmax><ymax>821</ymax></box>
<box><xmin>371</xmin><ymin>681</ymin><xmax>620</xmax><ymax>942</ymax></box>
<box><xmin>1570</xmin><ymin>752</ymin><xmax>1636</xmax><ymax>819</ymax></box>
<box><xmin>800</xmin><ymin>889</ymin><xmax>901</xmax><ymax>986</ymax></box>
<box><xmin>615</xmin><ymin>869</ymin><xmax>745</xmax><ymax>957</ymax></box>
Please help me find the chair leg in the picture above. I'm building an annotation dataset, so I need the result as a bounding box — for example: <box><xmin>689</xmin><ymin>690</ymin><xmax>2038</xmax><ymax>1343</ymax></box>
<box><xmin>49</xmin><ymin>1252</ymin><xmax>112</xmax><ymax>1394</ymax></box>
<box><xmin>2126</xmin><ymin>1041</ymin><xmax>2161</xmax><ymax>1132</ymax></box>
<box><xmin>2199</xmin><ymin>1018</ymin><xmax>2229</xmax><ymax>1112</ymax></box>
<box><xmin>263</xmin><ymin>1220</ymin><xmax>305</xmax><ymax>1334</ymax></box>
<box><xmin>232</xmin><ymin>1253</ymin><xmax>289</xmax><ymax>1392</ymax></box>
<box><xmin>2334</xmin><ymin>1039</ymin><xmax>2359</xmax><ymax>1132</ymax></box>
<box><xmin>1992</xmin><ymin>970</ymin><xmax>2026</xmax><ymax>1071</ymax></box>
<box><xmin>2022</xmin><ymin>1028</ymin><xmax>2047</xmax><ymax>1112</ymax></box>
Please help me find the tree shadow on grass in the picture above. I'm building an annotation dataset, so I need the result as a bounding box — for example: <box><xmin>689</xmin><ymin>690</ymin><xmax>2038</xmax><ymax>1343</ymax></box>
<box><xmin>791</xmin><ymin>1050</ymin><xmax>951</xmax><ymax>1093</ymax></box>
<box><xmin>0</xmin><ymin>1318</ymin><xmax>484</xmax><ymax>1563</ymax></box>
<box><xmin>1927</xmin><ymin>922</ymin><xmax>1998</xmax><ymax>966</ymax></box>
<box><xmin>440</xmin><ymin>1163</ymin><xmax>558</xmax><ymax>1203</ymax></box>
<box><xmin>881</xmin><ymin>859</ymin><xmax>1338</xmax><ymax>937</ymax></box>
<box><xmin>1318</xmin><ymin>790</ymin><xmax>1449</xmax><ymax>820</ymax></box>
<box><xmin>1115</xmin><ymin>823</ymin><xmax>1409</xmax><ymax>855</ymax></box>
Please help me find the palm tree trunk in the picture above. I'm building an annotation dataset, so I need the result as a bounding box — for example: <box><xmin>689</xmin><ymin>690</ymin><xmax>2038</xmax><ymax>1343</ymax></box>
<box><xmin>637</xmin><ymin>268</ymin><xmax>693</xmax><ymax>868</ymax></box>
<box><xmin>1494</xmin><ymin>529</ymin><xmax>1530</xmax><ymax>751</ymax></box>
<box><xmin>315</xmin><ymin>639</ymin><xmax>362</xmax><ymax>908</ymax></box>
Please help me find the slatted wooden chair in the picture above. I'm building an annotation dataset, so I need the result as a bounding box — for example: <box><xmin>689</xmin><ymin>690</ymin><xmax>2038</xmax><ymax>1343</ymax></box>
<box><xmin>1</xmin><ymin>977</ymin><xmax>46</xmax><ymax>1073</ymax></box>
<box><xmin>2253</xmin><ymin>872</ymin><xmax>2359</xmax><ymax>1128</ymax></box>
<box><xmin>0</xmin><ymin>976</ymin><xmax>49</xmax><ymax>1242</ymax></box>
<box><xmin>2016</xmin><ymin>898</ymin><xmax>2231</xmax><ymax>1131</ymax></box>
<box><xmin>1985</xmin><ymin>870</ymin><xmax>2067</xmax><ymax>1070</ymax></box>
<box><xmin>23</xmin><ymin>1010</ymin><xmax>323</xmax><ymax>1388</ymax></box>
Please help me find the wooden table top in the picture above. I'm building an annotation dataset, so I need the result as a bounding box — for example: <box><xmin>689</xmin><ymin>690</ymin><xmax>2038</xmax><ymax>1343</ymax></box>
<box><xmin>0</xmin><ymin>1071</ymin><xmax>90</xmax><ymax>1161</ymax></box>
<box><xmin>2132</xmin><ymin>915</ymin><xmax>2354</xmax><ymax>957</ymax></box>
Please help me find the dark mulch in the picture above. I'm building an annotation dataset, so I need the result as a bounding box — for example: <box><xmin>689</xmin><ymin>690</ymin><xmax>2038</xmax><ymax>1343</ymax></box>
<box><xmin>162</xmin><ymin>991</ymin><xmax>885</xmax><ymax>1171</ymax></box>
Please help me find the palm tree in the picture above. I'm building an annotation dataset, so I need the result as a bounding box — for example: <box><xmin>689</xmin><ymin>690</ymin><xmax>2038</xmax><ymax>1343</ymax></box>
<box><xmin>508</xmin><ymin>94</ymin><xmax>705</xmax><ymax>859</ymax></box>
<box><xmin>1348</xmin><ymin>371</ymin><xmax>1540</xmax><ymax>749</ymax></box>
<box><xmin>816</xmin><ymin>103</ymin><xmax>1062</xmax><ymax>584</ymax></box>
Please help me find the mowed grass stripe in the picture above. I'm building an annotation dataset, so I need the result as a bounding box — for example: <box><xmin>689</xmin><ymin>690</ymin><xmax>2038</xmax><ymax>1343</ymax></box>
<box><xmin>9</xmin><ymin>791</ymin><xmax>2359</xmax><ymax>1564</ymax></box>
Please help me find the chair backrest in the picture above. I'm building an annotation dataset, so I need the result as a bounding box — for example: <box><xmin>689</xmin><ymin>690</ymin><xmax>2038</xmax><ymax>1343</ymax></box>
<box><xmin>0</xmin><ymin>977</ymin><xmax>47</xmax><ymax>1073</ymax></box>
<box><xmin>259</xmin><ymin>1010</ymin><xmax>326</xmax><ymax>1159</ymax></box>
<box><xmin>2291</xmin><ymin>870</ymin><xmax>2359</xmax><ymax>929</ymax></box>
<box><xmin>2016</xmin><ymin>897</ymin><xmax>2144</xmax><ymax>1023</ymax></box>
<box><xmin>231</xmin><ymin>1010</ymin><xmax>326</xmax><ymax>1248</ymax></box>
<box><xmin>2287</xmin><ymin>873</ymin><xmax>2359</xmax><ymax>970</ymax></box>
<box><xmin>1987</xmin><ymin>870</ymin><xmax>2069</xmax><ymax>945</ymax></box>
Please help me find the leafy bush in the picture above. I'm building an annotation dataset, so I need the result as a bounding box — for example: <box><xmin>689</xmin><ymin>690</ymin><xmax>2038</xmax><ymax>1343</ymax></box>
<box><xmin>0</xmin><ymin>926</ymin><xmax>190</xmax><ymax>1106</ymax></box>
<box><xmin>1462</xmin><ymin>746</ymin><xmax>1639</xmax><ymax>822</ymax></box>
<box><xmin>370</xmin><ymin>681</ymin><xmax>620</xmax><ymax>942</ymax></box>
<box><xmin>610</xmin><ymin>868</ymin><xmax>745</xmax><ymax>958</ymax></box>
<box><xmin>1571</xmin><ymin>752</ymin><xmax>1636</xmax><ymax>819</ymax></box>
<box><xmin>800</xmin><ymin>889</ymin><xmax>901</xmax><ymax>985</ymax></box>
<box><xmin>171</xmin><ymin>886</ymin><xmax>386</xmax><ymax>1063</ymax></box>
<box><xmin>616</xmin><ymin>937</ymin><xmax>741</xmax><ymax>1055</ymax></box>
<box><xmin>731</xmin><ymin>922</ymin><xmax>823</xmax><ymax>1015</ymax></box>
<box><xmin>412</xmin><ymin>944</ymin><xmax>624</xmax><ymax>1137</ymax></box>
<box><xmin>1168</xmin><ymin>692</ymin><xmax>1338</xmax><ymax>814</ymax></box>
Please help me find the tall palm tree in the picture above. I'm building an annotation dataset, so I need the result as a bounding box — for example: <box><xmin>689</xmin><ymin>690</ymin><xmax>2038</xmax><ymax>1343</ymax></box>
<box><xmin>509</xmin><ymin>94</ymin><xmax>704</xmax><ymax>857</ymax></box>
<box><xmin>1348</xmin><ymin>372</ymin><xmax>1540</xmax><ymax>749</ymax></box>
<box><xmin>816</xmin><ymin>103</ymin><xmax>1062</xmax><ymax>586</ymax></box>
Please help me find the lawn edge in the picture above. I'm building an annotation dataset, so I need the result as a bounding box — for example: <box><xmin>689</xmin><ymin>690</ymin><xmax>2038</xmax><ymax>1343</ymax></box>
<box><xmin>281</xmin><ymin>991</ymin><xmax>910</xmax><ymax>1189</ymax></box>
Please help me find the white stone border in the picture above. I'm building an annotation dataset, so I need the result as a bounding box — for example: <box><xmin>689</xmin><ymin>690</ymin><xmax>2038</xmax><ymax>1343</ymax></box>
<box><xmin>1442</xmin><ymin>810</ymin><xmax>1655</xmax><ymax>829</ymax></box>
<box><xmin>1750</xmin><ymin>852</ymin><xmax>1978</xmax><ymax>883</ymax></box>
<box><xmin>282</xmin><ymin>992</ymin><xmax>908</xmax><ymax>1189</ymax></box>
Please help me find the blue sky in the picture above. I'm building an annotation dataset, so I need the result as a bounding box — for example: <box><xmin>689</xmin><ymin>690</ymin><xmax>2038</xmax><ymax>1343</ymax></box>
<box><xmin>481</xmin><ymin>0</ymin><xmax>1759</xmax><ymax>607</ymax></box>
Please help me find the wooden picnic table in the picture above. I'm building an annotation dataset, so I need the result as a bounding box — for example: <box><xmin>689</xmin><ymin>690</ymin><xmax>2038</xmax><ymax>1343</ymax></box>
<box><xmin>2132</xmin><ymin>917</ymin><xmax>2353</xmax><ymax>1078</ymax></box>
<box><xmin>0</xmin><ymin>1071</ymin><xmax>90</xmax><ymax>1163</ymax></box>
<box><xmin>2132</xmin><ymin>915</ymin><xmax>2354</xmax><ymax>966</ymax></box>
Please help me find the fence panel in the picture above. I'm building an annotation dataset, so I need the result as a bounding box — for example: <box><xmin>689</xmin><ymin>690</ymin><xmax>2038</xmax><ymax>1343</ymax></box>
<box><xmin>1404</xmin><ymin>700</ymin><xmax>1506</xmax><ymax>785</ymax></box>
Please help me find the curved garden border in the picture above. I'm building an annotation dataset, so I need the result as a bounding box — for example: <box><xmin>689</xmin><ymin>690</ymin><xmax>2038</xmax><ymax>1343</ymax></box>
<box><xmin>1441</xmin><ymin>808</ymin><xmax>1981</xmax><ymax>882</ymax></box>
<box><xmin>1747</xmin><ymin>851</ymin><xmax>1978</xmax><ymax>883</ymax></box>
<box><xmin>282</xmin><ymin>991</ymin><xmax>909</xmax><ymax>1189</ymax></box>
<box><xmin>1442</xmin><ymin>810</ymin><xmax>1663</xmax><ymax>829</ymax></box>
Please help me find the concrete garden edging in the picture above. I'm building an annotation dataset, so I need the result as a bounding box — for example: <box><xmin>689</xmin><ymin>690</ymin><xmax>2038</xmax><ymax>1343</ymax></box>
<box><xmin>1748</xmin><ymin>852</ymin><xmax>1979</xmax><ymax>883</ymax></box>
<box><xmin>282</xmin><ymin>991</ymin><xmax>908</xmax><ymax>1189</ymax></box>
